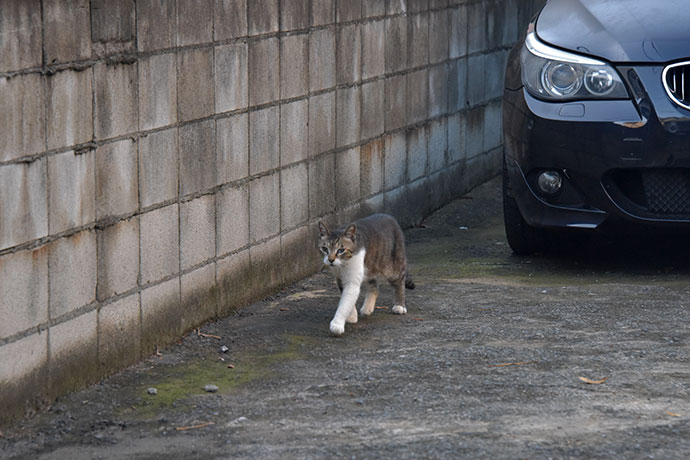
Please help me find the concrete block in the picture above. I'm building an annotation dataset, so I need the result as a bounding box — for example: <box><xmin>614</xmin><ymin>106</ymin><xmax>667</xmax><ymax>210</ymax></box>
<box><xmin>249</xmin><ymin>106</ymin><xmax>280</xmax><ymax>175</ymax></box>
<box><xmin>281</xmin><ymin>163</ymin><xmax>309</xmax><ymax>230</ymax></box>
<box><xmin>407</xmin><ymin>127</ymin><xmax>428</xmax><ymax>182</ymax></box>
<box><xmin>90</xmin><ymin>0</ymin><xmax>135</xmax><ymax>56</ymax></box>
<box><xmin>0</xmin><ymin>74</ymin><xmax>45</xmax><ymax>162</ymax></box>
<box><xmin>249</xmin><ymin>173</ymin><xmax>280</xmax><ymax>243</ymax></box>
<box><xmin>385</xmin><ymin>132</ymin><xmax>407</xmax><ymax>190</ymax></box>
<box><xmin>48</xmin><ymin>310</ymin><xmax>98</xmax><ymax>396</ymax></box>
<box><xmin>178</xmin><ymin>47</ymin><xmax>214</xmax><ymax>122</ymax></box>
<box><xmin>141</xmin><ymin>277</ymin><xmax>182</xmax><ymax>354</ymax></box>
<box><xmin>140</xmin><ymin>204</ymin><xmax>179</xmax><ymax>285</ymax></box>
<box><xmin>280</xmin><ymin>34</ymin><xmax>309</xmax><ymax>99</ymax></box>
<box><xmin>47</xmin><ymin>69</ymin><xmax>93</xmax><ymax>150</ymax></box>
<box><xmin>361</xmin><ymin>80</ymin><xmax>384</xmax><ymax>140</ymax></box>
<box><xmin>48</xmin><ymin>150</ymin><xmax>95</xmax><ymax>234</ymax></box>
<box><xmin>429</xmin><ymin>168</ymin><xmax>452</xmax><ymax>210</ymax></box>
<box><xmin>408</xmin><ymin>12</ymin><xmax>429</xmax><ymax>68</ymax></box>
<box><xmin>215</xmin><ymin>0</ymin><xmax>247</xmax><ymax>40</ymax></box>
<box><xmin>139</xmin><ymin>128</ymin><xmax>178</xmax><ymax>209</ymax></box>
<box><xmin>362</xmin><ymin>1</ymin><xmax>386</xmax><ymax>17</ymax></box>
<box><xmin>406</xmin><ymin>177</ymin><xmax>431</xmax><ymax>221</ymax></box>
<box><xmin>384</xmin><ymin>186</ymin><xmax>408</xmax><ymax>226</ymax></box>
<box><xmin>181</xmin><ymin>194</ymin><xmax>216</xmax><ymax>270</ymax></box>
<box><xmin>428</xmin><ymin>118</ymin><xmax>448</xmax><ymax>173</ymax></box>
<box><xmin>97</xmin><ymin>217</ymin><xmax>139</xmax><ymax>301</ymax></box>
<box><xmin>336</xmin><ymin>24</ymin><xmax>361</xmax><ymax>85</ymax></box>
<box><xmin>181</xmin><ymin>263</ymin><xmax>218</xmax><ymax>329</ymax></box>
<box><xmin>249</xmin><ymin>37</ymin><xmax>280</xmax><ymax>106</ymax></box>
<box><xmin>467</xmin><ymin>1</ymin><xmax>486</xmax><ymax>54</ymax></box>
<box><xmin>215</xmin><ymin>43</ymin><xmax>248</xmax><ymax>113</ymax></box>
<box><xmin>387</xmin><ymin>0</ymin><xmax>407</xmax><ymax>14</ymax></box>
<box><xmin>248</xmin><ymin>0</ymin><xmax>279</xmax><ymax>35</ymax></box>
<box><xmin>138</xmin><ymin>53</ymin><xmax>177</xmax><ymax>130</ymax></box>
<box><xmin>281</xmin><ymin>0</ymin><xmax>309</xmax><ymax>31</ymax></box>
<box><xmin>428</xmin><ymin>9</ymin><xmax>449</xmax><ymax>65</ymax></box>
<box><xmin>485</xmin><ymin>51</ymin><xmax>507</xmax><ymax>101</ymax></box>
<box><xmin>44</xmin><ymin>0</ymin><xmax>91</xmax><ymax>64</ymax></box>
<box><xmin>280</xmin><ymin>99</ymin><xmax>308</xmax><ymax>166</ymax></box>
<box><xmin>310</xmin><ymin>27</ymin><xmax>336</xmax><ymax>92</ymax></box>
<box><xmin>94</xmin><ymin>62</ymin><xmax>137</xmax><ymax>140</ymax></box>
<box><xmin>360</xmin><ymin>139</ymin><xmax>384</xmax><ymax>197</ymax></box>
<box><xmin>98</xmin><ymin>294</ymin><xmax>141</xmax><ymax>372</ymax></box>
<box><xmin>485</xmin><ymin>0</ymin><xmax>506</xmax><ymax>50</ymax></box>
<box><xmin>177</xmin><ymin>0</ymin><xmax>213</xmax><ymax>45</ymax></box>
<box><xmin>0</xmin><ymin>160</ymin><xmax>48</xmax><ymax>251</ymax></box>
<box><xmin>216</xmin><ymin>114</ymin><xmax>249</xmax><ymax>185</ymax></box>
<box><xmin>465</xmin><ymin>148</ymin><xmax>501</xmax><ymax>190</ymax></box>
<box><xmin>337</xmin><ymin>1</ymin><xmax>361</xmax><ymax>22</ymax></box>
<box><xmin>361</xmin><ymin>193</ymin><xmax>384</xmax><ymax>216</ymax></box>
<box><xmin>467</xmin><ymin>54</ymin><xmax>486</xmax><ymax>107</ymax></box>
<box><xmin>0</xmin><ymin>331</ymin><xmax>47</xmax><ymax>418</ymax></box>
<box><xmin>428</xmin><ymin>63</ymin><xmax>448</xmax><ymax>117</ymax></box>
<box><xmin>217</xmin><ymin>249</ymin><xmax>252</xmax><ymax>314</ymax></box>
<box><xmin>447</xmin><ymin>161</ymin><xmax>467</xmax><ymax>197</ymax></box>
<box><xmin>49</xmin><ymin>230</ymin><xmax>97</xmax><ymax>319</ymax></box>
<box><xmin>312</xmin><ymin>0</ymin><xmax>335</xmax><ymax>26</ymax></box>
<box><xmin>308</xmin><ymin>91</ymin><xmax>336</xmax><ymax>157</ymax></box>
<box><xmin>137</xmin><ymin>0</ymin><xmax>176</xmax><ymax>51</ymax></box>
<box><xmin>466</xmin><ymin>105</ymin><xmax>485</xmax><ymax>158</ymax></box>
<box><xmin>250</xmin><ymin>237</ymin><xmax>282</xmax><ymax>296</ymax></box>
<box><xmin>362</xmin><ymin>20</ymin><xmax>385</xmax><ymax>79</ymax></box>
<box><xmin>385</xmin><ymin>16</ymin><xmax>407</xmax><ymax>73</ymax></box>
<box><xmin>385</xmin><ymin>75</ymin><xmax>407</xmax><ymax>131</ymax></box>
<box><xmin>502</xmin><ymin>0</ymin><xmax>519</xmax><ymax>47</ymax></box>
<box><xmin>308</xmin><ymin>154</ymin><xmax>336</xmax><ymax>218</ymax></box>
<box><xmin>484</xmin><ymin>100</ymin><xmax>503</xmax><ymax>153</ymax></box>
<box><xmin>407</xmin><ymin>69</ymin><xmax>429</xmax><ymax>124</ymax></box>
<box><xmin>336</xmin><ymin>86</ymin><xmax>361</xmax><ymax>148</ymax></box>
<box><xmin>449</xmin><ymin>5</ymin><xmax>468</xmax><ymax>59</ymax></box>
<box><xmin>95</xmin><ymin>139</ymin><xmax>139</xmax><ymax>220</ymax></box>
<box><xmin>429</xmin><ymin>0</ymin><xmax>449</xmax><ymax>8</ymax></box>
<box><xmin>448</xmin><ymin>57</ymin><xmax>468</xmax><ymax>113</ymax></box>
<box><xmin>0</xmin><ymin>0</ymin><xmax>41</xmax><ymax>72</ymax></box>
<box><xmin>0</xmin><ymin>247</ymin><xmax>48</xmax><ymax>340</ymax></box>
<box><xmin>448</xmin><ymin>111</ymin><xmax>467</xmax><ymax>164</ymax></box>
<box><xmin>216</xmin><ymin>185</ymin><xmax>249</xmax><ymax>256</ymax></box>
<box><xmin>335</xmin><ymin>147</ymin><xmax>361</xmax><ymax>205</ymax></box>
<box><xmin>282</xmin><ymin>226</ymin><xmax>319</xmax><ymax>286</ymax></box>
<box><xmin>179</xmin><ymin>120</ymin><xmax>216</xmax><ymax>196</ymax></box>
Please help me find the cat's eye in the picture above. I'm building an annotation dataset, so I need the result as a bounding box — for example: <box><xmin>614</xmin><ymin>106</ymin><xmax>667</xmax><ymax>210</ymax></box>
<box><xmin>336</xmin><ymin>248</ymin><xmax>345</xmax><ymax>254</ymax></box>
<box><xmin>320</xmin><ymin>247</ymin><xmax>329</xmax><ymax>254</ymax></box>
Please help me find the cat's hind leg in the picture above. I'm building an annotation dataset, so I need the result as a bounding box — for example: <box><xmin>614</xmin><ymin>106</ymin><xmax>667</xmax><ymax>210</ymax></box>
<box><xmin>359</xmin><ymin>280</ymin><xmax>378</xmax><ymax>317</ymax></box>
<box><xmin>390</xmin><ymin>276</ymin><xmax>407</xmax><ymax>315</ymax></box>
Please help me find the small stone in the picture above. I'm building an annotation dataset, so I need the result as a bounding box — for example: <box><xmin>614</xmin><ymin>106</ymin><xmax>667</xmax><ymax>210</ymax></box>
<box><xmin>147</xmin><ymin>388</ymin><xmax>158</xmax><ymax>395</ymax></box>
<box><xmin>220</xmin><ymin>345</ymin><xmax>229</xmax><ymax>353</ymax></box>
<box><xmin>204</xmin><ymin>384</ymin><xmax>219</xmax><ymax>393</ymax></box>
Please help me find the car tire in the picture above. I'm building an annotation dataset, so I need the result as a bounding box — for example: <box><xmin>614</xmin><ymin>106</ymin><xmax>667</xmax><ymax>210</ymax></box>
<box><xmin>502</xmin><ymin>157</ymin><xmax>543</xmax><ymax>255</ymax></box>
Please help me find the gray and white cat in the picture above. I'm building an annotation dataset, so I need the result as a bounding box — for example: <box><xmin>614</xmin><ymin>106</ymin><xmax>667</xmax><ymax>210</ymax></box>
<box><xmin>318</xmin><ymin>213</ymin><xmax>415</xmax><ymax>336</ymax></box>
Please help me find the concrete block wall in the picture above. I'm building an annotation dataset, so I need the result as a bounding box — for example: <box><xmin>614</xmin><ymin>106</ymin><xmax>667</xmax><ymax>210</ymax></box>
<box><xmin>0</xmin><ymin>0</ymin><xmax>544</xmax><ymax>422</ymax></box>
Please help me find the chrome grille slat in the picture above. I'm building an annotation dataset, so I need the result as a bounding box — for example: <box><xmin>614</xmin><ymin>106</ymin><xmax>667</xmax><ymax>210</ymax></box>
<box><xmin>663</xmin><ymin>61</ymin><xmax>690</xmax><ymax>110</ymax></box>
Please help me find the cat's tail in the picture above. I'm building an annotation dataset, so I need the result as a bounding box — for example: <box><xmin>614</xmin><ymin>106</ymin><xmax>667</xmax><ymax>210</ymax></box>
<box><xmin>405</xmin><ymin>273</ymin><xmax>415</xmax><ymax>290</ymax></box>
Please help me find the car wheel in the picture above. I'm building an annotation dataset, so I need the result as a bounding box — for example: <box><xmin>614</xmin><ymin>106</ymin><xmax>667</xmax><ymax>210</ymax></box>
<box><xmin>502</xmin><ymin>157</ymin><xmax>543</xmax><ymax>255</ymax></box>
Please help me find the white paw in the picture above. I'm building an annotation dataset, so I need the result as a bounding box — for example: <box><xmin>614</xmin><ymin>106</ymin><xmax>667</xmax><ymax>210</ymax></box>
<box><xmin>330</xmin><ymin>320</ymin><xmax>345</xmax><ymax>336</ymax></box>
<box><xmin>359</xmin><ymin>306</ymin><xmax>373</xmax><ymax>317</ymax></box>
<box><xmin>391</xmin><ymin>305</ymin><xmax>407</xmax><ymax>315</ymax></box>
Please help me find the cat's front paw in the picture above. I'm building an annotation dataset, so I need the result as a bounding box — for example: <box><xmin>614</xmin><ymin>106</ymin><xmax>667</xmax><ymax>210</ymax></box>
<box><xmin>329</xmin><ymin>320</ymin><xmax>345</xmax><ymax>336</ymax></box>
<box><xmin>391</xmin><ymin>305</ymin><xmax>407</xmax><ymax>315</ymax></box>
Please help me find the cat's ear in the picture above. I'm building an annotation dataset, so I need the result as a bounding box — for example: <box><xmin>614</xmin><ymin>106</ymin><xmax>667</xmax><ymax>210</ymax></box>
<box><xmin>318</xmin><ymin>221</ymin><xmax>329</xmax><ymax>237</ymax></box>
<box><xmin>344</xmin><ymin>224</ymin><xmax>356</xmax><ymax>241</ymax></box>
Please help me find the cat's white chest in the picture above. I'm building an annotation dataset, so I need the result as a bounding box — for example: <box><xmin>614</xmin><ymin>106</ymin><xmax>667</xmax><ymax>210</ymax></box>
<box><xmin>330</xmin><ymin>249</ymin><xmax>367</xmax><ymax>286</ymax></box>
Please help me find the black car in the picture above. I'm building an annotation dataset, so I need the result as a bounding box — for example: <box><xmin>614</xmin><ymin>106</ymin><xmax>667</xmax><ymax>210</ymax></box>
<box><xmin>502</xmin><ymin>0</ymin><xmax>690</xmax><ymax>254</ymax></box>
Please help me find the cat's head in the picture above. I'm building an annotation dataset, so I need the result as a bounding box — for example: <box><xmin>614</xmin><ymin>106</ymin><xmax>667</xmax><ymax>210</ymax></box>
<box><xmin>318</xmin><ymin>221</ymin><xmax>357</xmax><ymax>267</ymax></box>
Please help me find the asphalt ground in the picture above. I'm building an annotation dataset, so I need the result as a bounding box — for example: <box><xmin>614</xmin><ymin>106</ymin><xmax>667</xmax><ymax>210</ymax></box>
<box><xmin>3</xmin><ymin>177</ymin><xmax>690</xmax><ymax>459</ymax></box>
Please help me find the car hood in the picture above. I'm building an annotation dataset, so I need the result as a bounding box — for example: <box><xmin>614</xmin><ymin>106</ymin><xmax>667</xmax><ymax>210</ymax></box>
<box><xmin>536</xmin><ymin>0</ymin><xmax>690</xmax><ymax>63</ymax></box>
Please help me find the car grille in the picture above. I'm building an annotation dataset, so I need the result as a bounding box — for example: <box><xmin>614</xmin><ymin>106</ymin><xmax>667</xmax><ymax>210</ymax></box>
<box><xmin>609</xmin><ymin>169</ymin><xmax>690</xmax><ymax>219</ymax></box>
<box><xmin>663</xmin><ymin>61</ymin><xmax>690</xmax><ymax>110</ymax></box>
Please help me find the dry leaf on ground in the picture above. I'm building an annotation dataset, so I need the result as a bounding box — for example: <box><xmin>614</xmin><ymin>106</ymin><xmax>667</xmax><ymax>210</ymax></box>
<box><xmin>578</xmin><ymin>376</ymin><xmax>608</xmax><ymax>385</ymax></box>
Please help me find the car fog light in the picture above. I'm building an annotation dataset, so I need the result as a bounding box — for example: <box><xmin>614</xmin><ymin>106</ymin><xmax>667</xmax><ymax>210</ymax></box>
<box><xmin>537</xmin><ymin>171</ymin><xmax>562</xmax><ymax>195</ymax></box>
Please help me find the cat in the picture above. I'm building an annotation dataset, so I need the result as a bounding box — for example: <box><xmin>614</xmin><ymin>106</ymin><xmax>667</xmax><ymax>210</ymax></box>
<box><xmin>318</xmin><ymin>213</ymin><xmax>415</xmax><ymax>336</ymax></box>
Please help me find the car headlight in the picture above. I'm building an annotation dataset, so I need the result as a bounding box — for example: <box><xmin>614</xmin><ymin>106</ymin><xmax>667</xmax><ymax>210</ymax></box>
<box><xmin>520</xmin><ymin>32</ymin><xmax>628</xmax><ymax>100</ymax></box>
